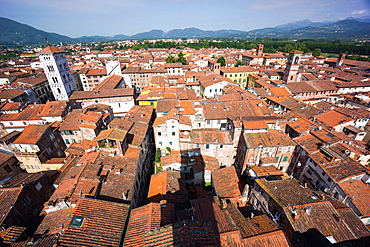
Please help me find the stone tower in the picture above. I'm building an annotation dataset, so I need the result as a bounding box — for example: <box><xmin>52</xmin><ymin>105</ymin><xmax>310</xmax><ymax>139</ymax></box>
<box><xmin>256</xmin><ymin>44</ymin><xmax>264</xmax><ymax>56</ymax></box>
<box><xmin>38</xmin><ymin>46</ymin><xmax>76</xmax><ymax>100</ymax></box>
<box><xmin>283</xmin><ymin>50</ymin><xmax>303</xmax><ymax>83</ymax></box>
<box><xmin>213</xmin><ymin>63</ymin><xmax>221</xmax><ymax>74</ymax></box>
<box><xmin>336</xmin><ymin>53</ymin><xmax>346</xmax><ymax>67</ymax></box>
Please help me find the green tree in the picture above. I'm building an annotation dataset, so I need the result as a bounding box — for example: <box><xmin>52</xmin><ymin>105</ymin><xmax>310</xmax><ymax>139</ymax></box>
<box><xmin>235</xmin><ymin>60</ymin><xmax>244</xmax><ymax>67</ymax></box>
<box><xmin>313</xmin><ymin>48</ymin><xmax>321</xmax><ymax>57</ymax></box>
<box><xmin>217</xmin><ymin>56</ymin><xmax>226</xmax><ymax>67</ymax></box>
<box><xmin>166</xmin><ymin>55</ymin><xmax>176</xmax><ymax>63</ymax></box>
<box><xmin>176</xmin><ymin>51</ymin><xmax>187</xmax><ymax>65</ymax></box>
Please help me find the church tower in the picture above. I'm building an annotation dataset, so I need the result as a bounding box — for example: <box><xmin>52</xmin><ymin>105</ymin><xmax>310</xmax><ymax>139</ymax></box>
<box><xmin>256</xmin><ymin>44</ymin><xmax>264</xmax><ymax>56</ymax></box>
<box><xmin>283</xmin><ymin>50</ymin><xmax>303</xmax><ymax>83</ymax></box>
<box><xmin>38</xmin><ymin>46</ymin><xmax>76</xmax><ymax>100</ymax></box>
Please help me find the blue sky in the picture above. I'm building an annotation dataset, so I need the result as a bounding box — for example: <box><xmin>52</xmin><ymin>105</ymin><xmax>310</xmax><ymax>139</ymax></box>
<box><xmin>0</xmin><ymin>0</ymin><xmax>369</xmax><ymax>38</ymax></box>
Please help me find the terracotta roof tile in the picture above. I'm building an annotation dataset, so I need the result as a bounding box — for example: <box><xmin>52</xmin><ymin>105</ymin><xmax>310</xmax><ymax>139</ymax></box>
<box><xmin>212</xmin><ymin>166</ymin><xmax>241</xmax><ymax>198</ymax></box>
<box><xmin>339</xmin><ymin>180</ymin><xmax>370</xmax><ymax>217</ymax></box>
<box><xmin>143</xmin><ymin>220</ymin><xmax>218</xmax><ymax>246</ymax></box>
<box><xmin>37</xmin><ymin>46</ymin><xmax>63</xmax><ymax>54</ymax></box>
<box><xmin>13</xmin><ymin>124</ymin><xmax>49</xmax><ymax>144</ymax></box>
<box><xmin>58</xmin><ymin>198</ymin><xmax>129</xmax><ymax>247</ymax></box>
<box><xmin>0</xmin><ymin>188</ymin><xmax>22</xmax><ymax>224</ymax></box>
<box><xmin>124</xmin><ymin>202</ymin><xmax>175</xmax><ymax>246</ymax></box>
<box><xmin>35</xmin><ymin>208</ymin><xmax>74</xmax><ymax>235</ymax></box>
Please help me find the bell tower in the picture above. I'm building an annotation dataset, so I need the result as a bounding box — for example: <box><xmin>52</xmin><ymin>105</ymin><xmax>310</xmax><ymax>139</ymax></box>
<box><xmin>38</xmin><ymin>46</ymin><xmax>76</xmax><ymax>100</ymax></box>
<box><xmin>283</xmin><ymin>50</ymin><xmax>303</xmax><ymax>83</ymax></box>
<box><xmin>256</xmin><ymin>44</ymin><xmax>264</xmax><ymax>56</ymax></box>
<box><xmin>213</xmin><ymin>63</ymin><xmax>221</xmax><ymax>74</ymax></box>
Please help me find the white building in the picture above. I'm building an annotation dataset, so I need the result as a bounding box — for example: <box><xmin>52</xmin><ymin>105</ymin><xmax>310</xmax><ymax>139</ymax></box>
<box><xmin>37</xmin><ymin>46</ymin><xmax>76</xmax><ymax>100</ymax></box>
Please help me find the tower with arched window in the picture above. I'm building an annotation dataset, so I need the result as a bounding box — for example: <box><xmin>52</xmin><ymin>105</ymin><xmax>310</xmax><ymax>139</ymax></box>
<box><xmin>283</xmin><ymin>50</ymin><xmax>303</xmax><ymax>83</ymax></box>
<box><xmin>38</xmin><ymin>46</ymin><xmax>76</xmax><ymax>100</ymax></box>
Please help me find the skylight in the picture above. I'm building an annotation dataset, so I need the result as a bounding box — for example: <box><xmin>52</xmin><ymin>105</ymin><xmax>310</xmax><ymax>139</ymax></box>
<box><xmin>70</xmin><ymin>216</ymin><xmax>84</xmax><ymax>228</ymax></box>
<box><xmin>325</xmin><ymin>133</ymin><xmax>335</xmax><ymax>138</ymax></box>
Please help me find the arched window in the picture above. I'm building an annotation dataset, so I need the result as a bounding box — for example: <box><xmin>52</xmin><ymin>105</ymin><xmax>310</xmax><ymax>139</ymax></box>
<box><xmin>294</xmin><ymin>56</ymin><xmax>299</xmax><ymax>64</ymax></box>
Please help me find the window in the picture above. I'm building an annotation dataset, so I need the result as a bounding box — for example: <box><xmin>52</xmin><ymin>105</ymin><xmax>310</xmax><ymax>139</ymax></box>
<box><xmin>70</xmin><ymin>216</ymin><xmax>84</xmax><ymax>228</ymax></box>
<box><xmin>169</xmin><ymin>142</ymin><xmax>173</xmax><ymax>145</ymax></box>
<box><xmin>3</xmin><ymin>164</ymin><xmax>12</xmax><ymax>173</ymax></box>
<box><xmin>205</xmin><ymin>144</ymin><xmax>210</xmax><ymax>149</ymax></box>
<box><xmin>172</xmin><ymin>132</ymin><xmax>175</xmax><ymax>136</ymax></box>
<box><xmin>282</xmin><ymin>156</ymin><xmax>288</xmax><ymax>162</ymax></box>
<box><xmin>22</xmin><ymin>195</ymin><xmax>31</xmax><ymax>206</ymax></box>
<box><xmin>206</xmin><ymin>120</ymin><xmax>210</xmax><ymax>125</ymax></box>
<box><xmin>220</xmin><ymin>145</ymin><xmax>223</xmax><ymax>149</ymax></box>
<box><xmin>159</xmin><ymin>142</ymin><xmax>162</xmax><ymax>145</ymax></box>
<box><xmin>158</xmin><ymin>132</ymin><xmax>161</xmax><ymax>136</ymax></box>
<box><xmin>72</xmin><ymin>139</ymin><xmax>76</xmax><ymax>143</ymax></box>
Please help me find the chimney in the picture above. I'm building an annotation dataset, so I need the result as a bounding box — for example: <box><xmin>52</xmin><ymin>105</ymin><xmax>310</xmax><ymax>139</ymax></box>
<box><xmin>292</xmin><ymin>209</ymin><xmax>299</xmax><ymax>221</ymax></box>
<box><xmin>221</xmin><ymin>199</ymin><xmax>227</xmax><ymax>209</ymax></box>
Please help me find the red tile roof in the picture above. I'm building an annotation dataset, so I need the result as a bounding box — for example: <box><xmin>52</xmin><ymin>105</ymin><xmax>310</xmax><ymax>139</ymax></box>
<box><xmin>124</xmin><ymin>202</ymin><xmax>175</xmax><ymax>246</ymax></box>
<box><xmin>212</xmin><ymin>166</ymin><xmax>241</xmax><ymax>198</ymax></box>
<box><xmin>58</xmin><ymin>198</ymin><xmax>129</xmax><ymax>247</ymax></box>
<box><xmin>12</xmin><ymin>124</ymin><xmax>49</xmax><ymax>144</ymax></box>
<box><xmin>338</xmin><ymin>180</ymin><xmax>370</xmax><ymax>217</ymax></box>
<box><xmin>35</xmin><ymin>208</ymin><xmax>74</xmax><ymax>235</ymax></box>
<box><xmin>37</xmin><ymin>46</ymin><xmax>63</xmax><ymax>54</ymax></box>
<box><xmin>0</xmin><ymin>188</ymin><xmax>22</xmax><ymax>225</ymax></box>
<box><xmin>143</xmin><ymin>220</ymin><xmax>218</xmax><ymax>246</ymax></box>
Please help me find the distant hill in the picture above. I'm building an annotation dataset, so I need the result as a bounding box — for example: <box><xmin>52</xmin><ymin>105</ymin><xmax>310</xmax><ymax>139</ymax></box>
<box><xmin>165</xmin><ymin>28</ymin><xmax>244</xmax><ymax>38</ymax></box>
<box><xmin>237</xmin><ymin>19</ymin><xmax>370</xmax><ymax>39</ymax></box>
<box><xmin>130</xmin><ymin>29</ymin><xmax>166</xmax><ymax>39</ymax></box>
<box><xmin>0</xmin><ymin>17</ymin><xmax>72</xmax><ymax>45</ymax></box>
<box><xmin>274</xmin><ymin>19</ymin><xmax>334</xmax><ymax>29</ymax></box>
<box><xmin>128</xmin><ymin>28</ymin><xmax>244</xmax><ymax>39</ymax></box>
<box><xmin>0</xmin><ymin>16</ymin><xmax>369</xmax><ymax>45</ymax></box>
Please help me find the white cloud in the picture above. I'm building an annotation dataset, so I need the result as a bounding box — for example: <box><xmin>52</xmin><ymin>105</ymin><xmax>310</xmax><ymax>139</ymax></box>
<box><xmin>352</xmin><ymin>9</ymin><xmax>367</xmax><ymax>15</ymax></box>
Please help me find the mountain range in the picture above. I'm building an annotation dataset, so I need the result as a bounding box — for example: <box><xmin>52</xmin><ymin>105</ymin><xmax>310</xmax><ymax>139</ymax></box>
<box><xmin>0</xmin><ymin>16</ymin><xmax>369</xmax><ymax>46</ymax></box>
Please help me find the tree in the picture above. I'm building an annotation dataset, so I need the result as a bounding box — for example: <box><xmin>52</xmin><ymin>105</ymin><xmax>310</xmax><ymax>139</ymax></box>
<box><xmin>313</xmin><ymin>48</ymin><xmax>321</xmax><ymax>57</ymax></box>
<box><xmin>235</xmin><ymin>60</ymin><xmax>244</xmax><ymax>67</ymax></box>
<box><xmin>217</xmin><ymin>56</ymin><xmax>226</xmax><ymax>67</ymax></box>
<box><xmin>176</xmin><ymin>51</ymin><xmax>187</xmax><ymax>65</ymax></box>
<box><xmin>166</xmin><ymin>55</ymin><xmax>176</xmax><ymax>63</ymax></box>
